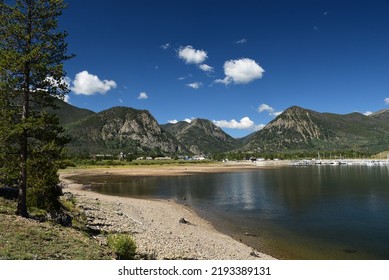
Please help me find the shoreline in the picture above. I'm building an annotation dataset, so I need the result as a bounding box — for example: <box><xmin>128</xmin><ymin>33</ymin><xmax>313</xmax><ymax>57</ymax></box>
<box><xmin>59</xmin><ymin>163</ymin><xmax>276</xmax><ymax>260</ymax></box>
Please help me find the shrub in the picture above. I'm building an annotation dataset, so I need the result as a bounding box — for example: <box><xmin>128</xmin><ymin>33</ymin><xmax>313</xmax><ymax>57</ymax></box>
<box><xmin>107</xmin><ymin>234</ymin><xmax>137</xmax><ymax>260</ymax></box>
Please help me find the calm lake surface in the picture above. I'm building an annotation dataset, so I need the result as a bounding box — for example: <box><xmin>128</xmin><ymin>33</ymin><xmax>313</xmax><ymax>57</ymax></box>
<box><xmin>70</xmin><ymin>165</ymin><xmax>389</xmax><ymax>259</ymax></box>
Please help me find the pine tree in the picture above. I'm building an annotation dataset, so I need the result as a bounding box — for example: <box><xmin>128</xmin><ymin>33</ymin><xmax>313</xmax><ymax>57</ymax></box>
<box><xmin>0</xmin><ymin>0</ymin><xmax>72</xmax><ymax>217</ymax></box>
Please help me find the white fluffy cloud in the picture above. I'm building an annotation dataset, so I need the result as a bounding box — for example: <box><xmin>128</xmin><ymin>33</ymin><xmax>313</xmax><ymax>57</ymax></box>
<box><xmin>45</xmin><ymin>76</ymin><xmax>71</xmax><ymax>89</ymax></box>
<box><xmin>45</xmin><ymin>76</ymin><xmax>71</xmax><ymax>103</ymax></box>
<box><xmin>258</xmin><ymin>103</ymin><xmax>282</xmax><ymax>117</ymax></box>
<box><xmin>138</xmin><ymin>92</ymin><xmax>148</xmax><ymax>99</ymax></box>
<box><xmin>72</xmin><ymin>71</ymin><xmax>117</xmax><ymax>95</ymax></box>
<box><xmin>258</xmin><ymin>104</ymin><xmax>274</xmax><ymax>113</ymax></box>
<box><xmin>168</xmin><ymin>118</ymin><xmax>194</xmax><ymax>124</ymax></box>
<box><xmin>214</xmin><ymin>58</ymin><xmax>264</xmax><ymax>85</ymax></box>
<box><xmin>62</xmin><ymin>76</ymin><xmax>72</xmax><ymax>88</ymax></box>
<box><xmin>385</xmin><ymin>98</ymin><xmax>389</xmax><ymax>105</ymax></box>
<box><xmin>178</xmin><ymin>45</ymin><xmax>208</xmax><ymax>64</ymax></box>
<box><xmin>363</xmin><ymin>111</ymin><xmax>373</xmax><ymax>116</ymax></box>
<box><xmin>254</xmin><ymin>124</ymin><xmax>266</xmax><ymax>131</ymax></box>
<box><xmin>186</xmin><ymin>82</ymin><xmax>202</xmax><ymax>89</ymax></box>
<box><xmin>213</xmin><ymin>117</ymin><xmax>258</xmax><ymax>130</ymax></box>
<box><xmin>64</xmin><ymin>95</ymin><xmax>70</xmax><ymax>104</ymax></box>
<box><xmin>198</xmin><ymin>64</ymin><xmax>214</xmax><ymax>72</ymax></box>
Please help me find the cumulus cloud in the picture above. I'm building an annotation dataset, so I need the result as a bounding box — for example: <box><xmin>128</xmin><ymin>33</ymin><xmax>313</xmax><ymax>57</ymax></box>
<box><xmin>137</xmin><ymin>92</ymin><xmax>148</xmax><ymax>99</ymax></box>
<box><xmin>168</xmin><ymin>117</ymin><xmax>195</xmax><ymax>124</ymax></box>
<box><xmin>44</xmin><ymin>76</ymin><xmax>72</xmax><ymax>103</ymax></box>
<box><xmin>46</xmin><ymin>76</ymin><xmax>71</xmax><ymax>87</ymax></box>
<box><xmin>363</xmin><ymin>111</ymin><xmax>373</xmax><ymax>116</ymax></box>
<box><xmin>214</xmin><ymin>58</ymin><xmax>264</xmax><ymax>85</ymax></box>
<box><xmin>198</xmin><ymin>64</ymin><xmax>214</xmax><ymax>72</ymax></box>
<box><xmin>258</xmin><ymin>104</ymin><xmax>274</xmax><ymax>113</ymax></box>
<box><xmin>64</xmin><ymin>95</ymin><xmax>70</xmax><ymax>104</ymax></box>
<box><xmin>385</xmin><ymin>97</ymin><xmax>389</xmax><ymax>105</ymax></box>
<box><xmin>213</xmin><ymin>117</ymin><xmax>255</xmax><ymax>130</ymax></box>
<box><xmin>178</xmin><ymin>45</ymin><xmax>208</xmax><ymax>64</ymax></box>
<box><xmin>169</xmin><ymin>118</ymin><xmax>194</xmax><ymax>124</ymax></box>
<box><xmin>186</xmin><ymin>82</ymin><xmax>202</xmax><ymax>89</ymax></box>
<box><xmin>72</xmin><ymin>71</ymin><xmax>117</xmax><ymax>95</ymax></box>
<box><xmin>62</xmin><ymin>76</ymin><xmax>72</xmax><ymax>88</ymax></box>
<box><xmin>254</xmin><ymin>124</ymin><xmax>266</xmax><ymax>131</ymax></box>
<box><xmin>258</xmin><ymin>103</ymin><xmax>283</xmax><ymax>117</ymax></box>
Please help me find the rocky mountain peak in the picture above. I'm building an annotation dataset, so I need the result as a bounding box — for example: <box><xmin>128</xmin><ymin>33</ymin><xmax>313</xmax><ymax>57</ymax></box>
<box><xmin>264</xmin><ymin>106</ymin><xmax>323</xmax><ymax>141</ymax></box>
<box><xmin>64</xmin><ymin>106</ymin><xmax>185</xmax><ymax>155</ymax></box>
<box><xmin>242</xmin><ymin>106</ymin><xmax>389</xmax><ymax>152</ymax></box>
<box><xmin>162</xmin><ymin>118</ymin><xmax>239</xmax><ymax>154</ymax></box>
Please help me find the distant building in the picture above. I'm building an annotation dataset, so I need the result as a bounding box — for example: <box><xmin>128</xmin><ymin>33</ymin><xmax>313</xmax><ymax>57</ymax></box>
<box><xmin>192</xmin><ymin>155</ymin><xmax>206</xmax><ymax>161</ymax></box>
<box><xmin>155</xmin><ymin>156</ymin><xmax>172</xmax><ymax>160</ymax></box>
<box><xmin>93</xmin><ymin>154</ymin><xmax>114</xmax><ymax>160</ymax></box>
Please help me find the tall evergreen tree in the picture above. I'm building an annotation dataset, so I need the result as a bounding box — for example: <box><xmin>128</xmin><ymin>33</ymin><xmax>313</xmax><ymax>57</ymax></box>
<box><xmin>0</xmin><ymin>0</ymin><xmax>72</xmax><ymax>217</ymax></box>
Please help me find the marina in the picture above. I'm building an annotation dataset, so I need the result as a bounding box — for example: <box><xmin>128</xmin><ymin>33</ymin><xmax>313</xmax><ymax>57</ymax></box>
<box><xmin>289</xmin><ymin>159</ymin><xmax>389</xmax><ymax>166</ymax></box>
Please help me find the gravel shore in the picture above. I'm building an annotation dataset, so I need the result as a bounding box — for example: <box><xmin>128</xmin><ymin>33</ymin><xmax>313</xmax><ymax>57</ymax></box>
<box><xmin>60</xmin><ymin>165</ymin><xmax>276</xmax><ymax>260</ymax></box>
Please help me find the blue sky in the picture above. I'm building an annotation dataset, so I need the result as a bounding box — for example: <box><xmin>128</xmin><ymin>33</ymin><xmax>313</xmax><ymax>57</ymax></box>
<box><xmin>60</xmin><ymin>0</ymin><xmax>389</xmax><ymax>137</ymax></box>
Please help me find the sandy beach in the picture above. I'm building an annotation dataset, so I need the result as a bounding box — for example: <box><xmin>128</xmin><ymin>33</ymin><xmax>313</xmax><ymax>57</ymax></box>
<box><xmin>59</xmin><ymin>163</ymin><xmax>277</xmax><ymax>260</ymax></box>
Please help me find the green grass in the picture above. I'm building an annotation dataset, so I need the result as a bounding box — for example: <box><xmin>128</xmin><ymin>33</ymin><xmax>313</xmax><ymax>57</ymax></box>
<box><xmin>0</xmin><ymin>197</ymin><xmax>15</xmax><ymax>215</ymax></box>
<box><xmin>0</xmin><ymin>197</ymin><xmax>112</xmax><ymax>260</ymax></box>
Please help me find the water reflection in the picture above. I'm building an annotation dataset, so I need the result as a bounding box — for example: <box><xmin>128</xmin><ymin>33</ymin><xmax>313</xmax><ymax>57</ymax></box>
<box><xmin>69</xmin><ymin>165</ymin><xmax>389</xmax><ymax>259</ymax></box>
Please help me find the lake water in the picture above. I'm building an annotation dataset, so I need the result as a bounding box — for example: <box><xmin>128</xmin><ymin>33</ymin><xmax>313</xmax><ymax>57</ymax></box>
<box><xmin>69</xmin><ymin>165</ymin><xmax>389</xmax><ymax>259</ymax></box>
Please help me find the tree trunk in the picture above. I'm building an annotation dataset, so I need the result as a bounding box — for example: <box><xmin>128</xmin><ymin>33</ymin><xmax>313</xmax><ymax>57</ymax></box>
<box><xmin>16</xmin><ymin>64</ymin><xmax>30</xmax><ymax>218</ymax></box>
<box><xmin>16</xmin><ymin>132</ymin><xmax>28</xmax><ymax>217</ymax></box>
<box><xmin>16</xmin><ymin>2</ymin><xmax>32</xmax><ymax>218</ymax></box>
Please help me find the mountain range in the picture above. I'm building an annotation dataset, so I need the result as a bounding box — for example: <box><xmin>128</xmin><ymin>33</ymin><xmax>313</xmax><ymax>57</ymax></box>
<box><xmin>242</xmin><ymin>106</ymin><xmax>389</xmax><ymax>153</ymax></box>
<box><xmin>55</xmin><ymin>100</ymin><xmax>389</xmax><ymax>157</ymax></box>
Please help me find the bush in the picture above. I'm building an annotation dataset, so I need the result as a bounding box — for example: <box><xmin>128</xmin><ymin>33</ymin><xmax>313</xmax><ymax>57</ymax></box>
<box><xmin>107</xmin><ymin>234</ymin><xmax>137</xmax><ymax>260</ymax></box>
<box><xmin>27</xmin><ymin>183</ymin><xmax>63</xmax><ymax>212</ymax></box>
